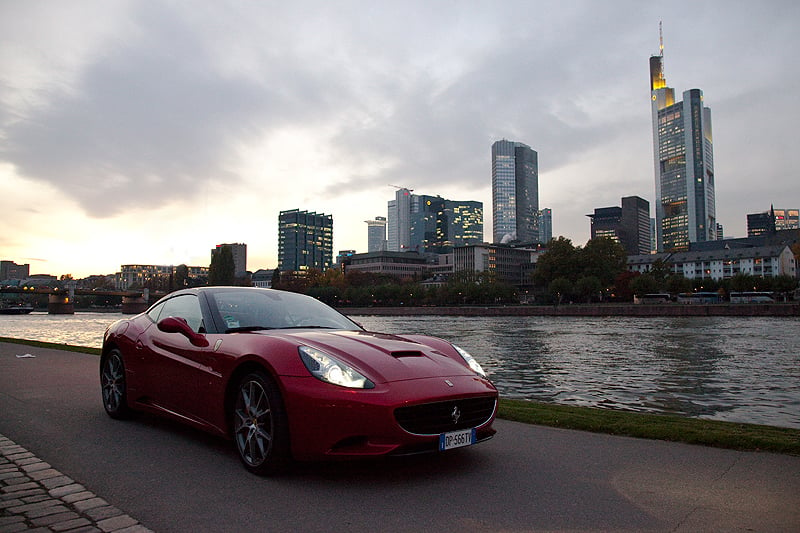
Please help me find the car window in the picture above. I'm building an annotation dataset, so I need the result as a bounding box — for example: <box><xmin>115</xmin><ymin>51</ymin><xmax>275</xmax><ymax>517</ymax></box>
<box><xmin>157</xmin><ymin>294</ymin><xmax>205</xmax><ymax>333</ymax></box>
<box><xmin>212</xmin><ymin>290</ymin><xmax>359</xmax><ymax>331</ymax></box>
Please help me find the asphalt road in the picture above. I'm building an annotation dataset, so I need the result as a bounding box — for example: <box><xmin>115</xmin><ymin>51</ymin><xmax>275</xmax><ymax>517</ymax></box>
<box><xmin>1</xmin><ymin>341</ymin><xmax>799</xmax><ymax>532</ymax></box>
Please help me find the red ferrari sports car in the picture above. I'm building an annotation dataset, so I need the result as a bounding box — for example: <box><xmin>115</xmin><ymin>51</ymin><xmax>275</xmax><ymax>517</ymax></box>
<box><xmin>100</xmin><ymin>286</ymin><xmax>497</xmax><ymax>474</ymax></box>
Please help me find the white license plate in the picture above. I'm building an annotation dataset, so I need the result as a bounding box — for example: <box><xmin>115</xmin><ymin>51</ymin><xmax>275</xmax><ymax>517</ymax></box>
<box><xmin>439</xmin><ymin>428</ymin><xmax>476</xmax><ymax>451</ymax></box>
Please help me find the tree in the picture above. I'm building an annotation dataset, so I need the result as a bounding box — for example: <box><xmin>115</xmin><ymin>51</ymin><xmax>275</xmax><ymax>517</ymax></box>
<box><xmin>630</xmin><ymin>274</ymin><xmax>661</xmax><ymax>297</ymax></box>
<box><xmin>173</xmin><ymin>264</ymin><xmax>189</xmax><ymax>291</ymax></box>
<box><xmin>579</xmin><ymin>237</ymin><xmax>627</xmax><ymax>289</ymax></box>
<box><xmin>575</xmin><ymin>276</ymin><xmax>602</xmax><ymax>303</ymax></box>
<box><xmin>208</xmin><ymin>246</ymin><xmax>236</xmax><ymax>286</ymax></box>
<box><xmin>533</xmin><ymin>237</ymin><xmax>579</xmax><ymax>288</ymax></box>
<box><xmin>548</xmin><ymin>277</ymin><xmax>572</xmax><ymax>305</ymax></box>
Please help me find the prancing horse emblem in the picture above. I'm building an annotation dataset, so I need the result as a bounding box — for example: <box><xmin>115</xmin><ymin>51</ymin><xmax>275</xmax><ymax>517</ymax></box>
<box><xmin>451</xmin><ymin>405</ymin><xmax>461</xmax><ymax>424</ymax></box>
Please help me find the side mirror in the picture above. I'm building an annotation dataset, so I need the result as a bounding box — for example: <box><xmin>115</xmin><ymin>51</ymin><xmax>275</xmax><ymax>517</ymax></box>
<box><xmin>158</xmin><ymin>316</ymin><xmax>209</xmax><ymax>347</ymax></box>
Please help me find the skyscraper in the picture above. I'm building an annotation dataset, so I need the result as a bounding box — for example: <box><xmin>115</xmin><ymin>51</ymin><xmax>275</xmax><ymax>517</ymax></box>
<box><xmin>491</xmin><ymin>140</ymin><xmax>539</xmax><ymax>244</ymax></box>
<box><xmin>650</xmin><ymin>29</ymin><xmax>716</xmax><ymax>252</ymax></box>
<box><xmin>587</xmin><ymin>196</ymin><xmax>651</xmax><ymax>255</ymax></box>
<box><xmin>538</xmin><ymin>208</ymin><xmax>552</xmax><ymax>244</ymax></box>
<box><xmin>365</xmin><ymin>216</ymin><xmax>388</xmax><ymax>252</ymax></box>
<box><xmin>278</xmin><ymin>209</ymin><xmax>333</xmax><ymax>271</ymax></box>
<box><xmin>389</xmin><ymin>189</ymin><xmax>483</xmax><ymax>253</ymax></box>
<box><xmin>387</xmin><ymin>187</ymin><xmax>412</xmax><ymax>251</ymax></box>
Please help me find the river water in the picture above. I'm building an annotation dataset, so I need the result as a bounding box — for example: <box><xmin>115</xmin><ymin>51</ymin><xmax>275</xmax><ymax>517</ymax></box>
<box><xmin>2</xmin><ymin>312</ymin><xmax>798</xmax><ymax>429</ymax></box>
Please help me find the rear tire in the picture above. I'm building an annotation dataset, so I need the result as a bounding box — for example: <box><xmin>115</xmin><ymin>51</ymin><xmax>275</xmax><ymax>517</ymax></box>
<box><xmin>100</xmin><ymin>349</ymin><xmax>131</xmax><ymax>419</ymax></box>
<box><xmin>232</xmin><ymin>371</ymin><xmax>290</xmax><ymax>475</ymax></box>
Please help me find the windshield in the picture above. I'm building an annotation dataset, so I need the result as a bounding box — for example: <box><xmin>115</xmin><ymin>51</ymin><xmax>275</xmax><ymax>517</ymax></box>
<box><xmin>211</xmin><ymin>289</ymin><xmax>361</xmax><ymax>333</ymax></box>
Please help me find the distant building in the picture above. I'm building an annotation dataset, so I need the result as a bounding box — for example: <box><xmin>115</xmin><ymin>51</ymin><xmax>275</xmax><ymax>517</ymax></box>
<box><xmin>409</xmin><ymin>195</ymin><xmax>483</xmax><ymax>254</ymax></box>
<box><xmin>775</xmin><ymin>209</ymin><xmax>800</xmax><ymax>231</ymax></box>
<box><xmin>342</xmin><ymin>251</ymin><xmax>430</xmax><ymax>280</ymax></box>
<box><xmin>650</xmin><ymin>33</ymin><xmax>716</xmax><ymax>252</ymax></box>
<box><xmin>0</xmin><ymin>260</ymin><xmax>30</xmax><ymax>281</ymax></box>
<box><xmin>251</xmin><ymin>269</ymin><xmax>274</xmax><ymax>288</ymax></box>
<box><xmin>115</xmin><ymin>264</ymin><xmax>208</xmax><ymax>290</ymax></box>
<box><xmin>588</xmin><ymin>196</ymin><xmax>651</xmax><ymax>255</ymax></box>
<box><xmin>211</xmin><ymin>243</ymin><xmax>247</xmax><ymax>278</ymax></box>
<box><xmin>387</xmin><ymin>188</ymin><xmax>413</xmax><ymax>251</ymax></box>
<box><xmin>747</xmin><ymin>207</ymin><xmax>799</xmax><ymax>237</ymax></box>
<box><xmin>278</xmin><ymin>209</ymin><xmax>333</xmax><ymax>272</ymax></box>
<box><xmin>539</xmin><ymin>208</ymin><xmax>552</xmax><ymax>244</ymax></box>
<box><xmin>365</xmin><ymin>216</ymin><xmax>387</xmax><ymax>252</ymax></box>
<box><xmin>453</xmin><ymin>243</ymin><xmax>540</xmax><ymax>287</ymax></box>
<box><xmin>628</xmin><ymin>245</ymin><xmax>796</xmax><ymax>281</ymax></box>
<box><xmin>388</xmin><ymin>190</ymin><xmax>483</xmax><ymax>254</ymax></box>
<box><xmin>492</xmin><ymin>140</ymin><xmax>539</xmax><ymax>244</ymax></box>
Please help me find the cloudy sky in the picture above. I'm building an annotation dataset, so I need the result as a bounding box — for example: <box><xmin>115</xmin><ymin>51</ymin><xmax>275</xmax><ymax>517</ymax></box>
<box><xmin>1</xmin><ymin>1</ymin><xmax>797</xmax><ymax>278</ymax></box>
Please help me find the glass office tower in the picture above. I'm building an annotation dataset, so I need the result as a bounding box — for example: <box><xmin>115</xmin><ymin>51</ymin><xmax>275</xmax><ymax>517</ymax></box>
<box><xmin>650</xmin><ymin>44</ymin><xmax>716</xmax><ymax>252</ymax></box>
<box><xmin>492</xmin><ymin>140</ymin><xmax>539</xmax><ymax>244</ymax></box>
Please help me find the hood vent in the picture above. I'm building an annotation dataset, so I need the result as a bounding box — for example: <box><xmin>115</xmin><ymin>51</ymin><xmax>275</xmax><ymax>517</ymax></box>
<box><xmin>391</xmin><ymin>350</ymin><xmax>425</xmax><ymax>358</ymax></box>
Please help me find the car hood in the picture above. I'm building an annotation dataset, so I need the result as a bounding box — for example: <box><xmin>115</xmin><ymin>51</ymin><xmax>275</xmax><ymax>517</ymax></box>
<box><xmin>272</xmin><ymin>329</ymin><xmax>477</xmax><ymax>384</ymax></box>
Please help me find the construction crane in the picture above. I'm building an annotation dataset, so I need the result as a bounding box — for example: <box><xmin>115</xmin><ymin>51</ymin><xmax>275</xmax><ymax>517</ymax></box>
<box><xmin>388</xmin><ymin>184</ymin><xmax>414</xmax><ymax>192</ymax></box>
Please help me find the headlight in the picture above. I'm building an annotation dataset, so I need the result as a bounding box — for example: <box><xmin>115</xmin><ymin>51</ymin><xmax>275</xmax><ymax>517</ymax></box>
<box><xmin>453</xmin><ymin>344</ymin><xmax>486</xmax><ymax>377</ymax></box>
<box><xmin>299</xmin><ymin>346</ymin><xmax>375</xmax><ymax>389</ymax></box>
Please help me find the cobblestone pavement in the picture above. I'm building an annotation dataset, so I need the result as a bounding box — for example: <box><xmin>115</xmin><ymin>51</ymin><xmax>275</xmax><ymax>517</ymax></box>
<box><xmin>0</xmin><ymin>434</ymin><xmax>152</xmax><ymax>533</ymax></box>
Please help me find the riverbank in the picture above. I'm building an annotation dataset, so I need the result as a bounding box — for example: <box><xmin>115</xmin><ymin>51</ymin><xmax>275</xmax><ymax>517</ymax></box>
<box><xmin>341</xmin><ymin>302</ymin><xmax>800</xmax><ymax>316</ymax></box>
<box><xmin>2</xmin><ymin>337</ymin><xmax>799</xmax><ymax>455</ymax></box>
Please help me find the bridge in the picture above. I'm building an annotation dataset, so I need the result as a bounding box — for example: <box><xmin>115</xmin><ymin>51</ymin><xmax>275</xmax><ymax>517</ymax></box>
<box><xmin>0</xmin><ymin>285</ymin><xmax>157</xmax><ymax>314</ymax></box>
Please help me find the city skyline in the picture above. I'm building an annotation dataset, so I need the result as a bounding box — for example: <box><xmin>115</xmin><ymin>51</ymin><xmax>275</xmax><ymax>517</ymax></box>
<box><xmin>1</xmin><ymin>2</ymin><xmax>798</xmax><ymax>277</ymax></box>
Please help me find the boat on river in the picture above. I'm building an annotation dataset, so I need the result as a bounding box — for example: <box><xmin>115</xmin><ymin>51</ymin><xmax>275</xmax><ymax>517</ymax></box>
<box><xmin>0</xmin><ymin>303</ymin><xmax>35</xmax><ymax>315</ymax></box>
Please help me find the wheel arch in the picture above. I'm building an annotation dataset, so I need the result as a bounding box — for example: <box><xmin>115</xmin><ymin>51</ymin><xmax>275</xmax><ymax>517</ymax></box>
<box><xmin>223</xmin><ymin>359</ymin><xmax>283</xmax><ymax>436</ymax></box>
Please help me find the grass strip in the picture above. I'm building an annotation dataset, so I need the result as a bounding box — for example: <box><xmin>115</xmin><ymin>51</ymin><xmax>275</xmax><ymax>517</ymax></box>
<box><xmin>0</xmin><ymin>336</ymin><xmax>101</xmax><ymax>356</ymax></box>
<box><xmin>499</xmin><ymin>398</ymin><xmax>800</xmax><ymax>455</ymax></box>
<box><xmin>3</xmin><ymin>337</ymin><xmax>798</xmax><ymax>455</ymax></box>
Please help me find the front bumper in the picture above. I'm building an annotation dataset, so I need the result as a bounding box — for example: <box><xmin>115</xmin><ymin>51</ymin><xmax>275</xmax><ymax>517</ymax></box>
<box><xmin>280</xmin><ymin>374</ymin><xmax>497</xmax><ymax>460</ymax></box>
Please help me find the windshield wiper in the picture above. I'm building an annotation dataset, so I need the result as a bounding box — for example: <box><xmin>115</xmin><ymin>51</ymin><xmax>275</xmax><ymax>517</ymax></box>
<box><xmin>277</xmin><ymin>325</ymin><xmax>337</xmax><ymax>330</ymax></box>
<box><xmin>225</xmin><ymin>326</ymin><xmax>275</xmax><ymax>333</ymax></box>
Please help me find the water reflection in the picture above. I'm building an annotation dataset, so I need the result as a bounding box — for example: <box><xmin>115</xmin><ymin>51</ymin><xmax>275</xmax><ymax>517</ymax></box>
<box><xmin>355</xmin><ymin>315</ymin><xmax>800</xmax><ymax>429</ymax></box>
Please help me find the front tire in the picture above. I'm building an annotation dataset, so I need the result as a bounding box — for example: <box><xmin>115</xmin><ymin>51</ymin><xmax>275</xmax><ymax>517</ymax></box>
<box><xmin>232</xmin><ymin>371</ymin><xmax>290</xmax><ymax>475</ymax></box>
<box><xmin>101</xmin><ymin>349</ymin><xmax>130</xmax><ymax>419</ymax></box>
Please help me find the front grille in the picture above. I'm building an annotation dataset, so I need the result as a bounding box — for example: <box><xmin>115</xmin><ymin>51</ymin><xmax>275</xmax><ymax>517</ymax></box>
<box><xmin>394</xmin><ymin>396</ymin><xmax>496</xmax><ymax>435</ymax></box>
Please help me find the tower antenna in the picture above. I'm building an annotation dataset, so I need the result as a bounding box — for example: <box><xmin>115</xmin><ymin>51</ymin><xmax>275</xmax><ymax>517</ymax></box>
<box><xmin>659</xmin><ymin>21</ymin><xmax>664</xmax><ymax>57</ymax></box>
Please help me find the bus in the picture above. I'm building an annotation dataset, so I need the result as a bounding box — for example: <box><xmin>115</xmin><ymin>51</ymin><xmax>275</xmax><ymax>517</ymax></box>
<box><xmin>634</xmin><ymin>293</ymin><xmax>671</xmax><ymax>304</ymax></box>
<box><xmin>676</xmin><ymin>292</ymin><xmax>721</xmax><ymax>304</ymax></box>
<box><xmin>729</xmin><ymin>291</ymin><xmax>775</xmax><ymax>304</ymax></box>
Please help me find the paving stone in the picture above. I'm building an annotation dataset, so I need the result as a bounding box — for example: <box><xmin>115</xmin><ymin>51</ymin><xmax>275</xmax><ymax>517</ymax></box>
<box><xmin>61</xmin><ymin>526</ymin><xmax>102</xmax><ymax>533</ymax></box>
<box><xmin>30</xmin><ymin>510</ymin><xmax>81</xmax><ymax>527</ymax></box>
<box><xmin>85</xmin><ymin>505</ymin><xmax>124</xmax><ymax>521</ymax></box>
<box><xmin>0</xmin><ymin>498</ymin><xmax>23</xmax><ymax>509</ymax></box>
<box><xmin>41</xmin><ymin>475</ymin><xmax>74</xmax><ymax>489</ymax></box>
<box><xmin>73</xmin><ymin>497</ymin><xmax>108</xmax><ymax>512</ymax></box>
<box><xmin>114</xmin><ymin>526</ymin><xmax>153</xmax><ymax>533</ymax></box>
<box><xmin>50</xmin><ymin>517</ymin><xmax>93</xmax><ymax>532</ymax></box>
<box><xmin>5</xmin><ymin>452</ymin><xmax>33</xmax><ymax>461</ymax></box>
<box><xmin>0</xmin><ymin>516</ymin><xmax>26</xmax><ymax>526</ymax></box>
<box><xmin>0</xmin><ymin>522</ymin><xmax>29</xmax><ymax>533</ymax></box>
<box><xmin>0</xmin><ymin>472</ymin><xmax>25</xmax><ymax>482</ymax></box>
<box><xmin>21</xmin><ymin>494</ymin><xmax>52</xmax><ymax>503</ymax></box>
<box><xmin>62</xmin><ymin>490</ymin><xmax>96</xmax><ymax>504</ymax></box>
<box><xmin>20</xmin><ymin>461</ymin><xmax>50</xmax><ymax>472</ymax></box>
<box><xmin>26</xmin><ymin>503</ymin><xmax>70</xmax><ymax>519</ymax></box>
<box><xmin>1</xmin><ymin>476</ymin><xmax>31</xmax><ymax>486</ymax></box>
<box><xmin>1</xmin><ymin>481</ymin><xmax>39</xmax><ymax>493</ymax></box>
<box><xmin>49</xmin><ymin>483</ymin><xmax>86</xmax><ymax>498</ymax></box>
<box><xmin>29</xmin><ymin>468</ymin><xmax>62</xmax><ymax>481</ymax></box>
<box><xmin>0</xmin><ymin>488</ymin><xmax>46</xmax><ymax>500</ymax></box>
<box><xmin>97</xmin><ymin>514</ymin><xmax>137</xmax><ymax>532</ymax></box>
<box><xmin>6</xmin><ymin>497</ymin><xmax>60</xmax><ymax>514</ymax></box>
<box><xmin>15</xmin><ymin>457</ymin><xmax>42</xmax><ymax>467</ymax></box>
